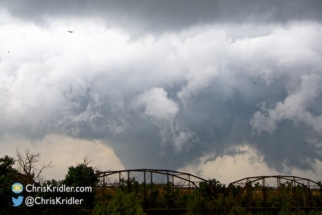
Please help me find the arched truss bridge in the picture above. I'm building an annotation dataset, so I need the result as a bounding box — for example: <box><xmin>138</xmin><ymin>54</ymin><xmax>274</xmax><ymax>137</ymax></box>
<box><xmin>97</xmin><ymin>169</ymin><xmax>208</xmax><ymax>211</ymax></box>
<box><xmin>97</xmin><ymin>170</ymin><xmax>322</xmax><ymax>213</ymax></box>
<box><xmin>224</xmin><ymin>175</ymin><xmax>322</xmax><ymax>212</ymax></box>
<box><xmin>98</xmin><ymin>169</ymin><xmax>208</xmax><ymax>189</ymax></box>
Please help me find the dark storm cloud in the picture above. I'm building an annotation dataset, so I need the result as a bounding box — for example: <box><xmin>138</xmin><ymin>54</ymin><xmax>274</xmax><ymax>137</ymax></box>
<box><xmin>1</xmin><ymin>6</ymin><xmax>322</xmax><ymax>175</ymax></box>
<box><xmin>251</xmin><ymin>120</ymin><xmax>322</xmax><ymax>173</ymax></box>
<box><xmin>1</xmin><ymin>0</ymin><xmax>322</xmax><ymax>34</ymax></box>
<box><xmin>44</xmin><ymin>70</ymin><xmax>322</xmax><ymax>171</ymax></box>
<box><xmin>7</xmin><ymin>66</ymin><xmax>320</xmax><ymax>172</ymax></box>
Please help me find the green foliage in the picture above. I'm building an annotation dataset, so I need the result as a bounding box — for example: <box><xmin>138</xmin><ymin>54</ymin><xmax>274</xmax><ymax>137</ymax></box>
<box><xmin>194</xmin><ymin>177</ymin><xmax>227</xmax><ymax>214</ymax></box>
<box><xmin>63</xmin><ymin>160</ymin><xmax>99</xmax><ymax>213</ymax></box>
<box><xmin>230</xmin><ymin>185</ymin><xmax>242</xmax><ymax>197</ymax></box>
<box><xmin>227</xmin><ymin>206</ymin><xmax>248</xmax><ymax>215</ymax></box>
<box><xmin>36</xmin><ymin>179</ymin><xmax>67</xmax><ymax>215</ymax></box>
<box><xmin>92</xmin><ymin>191</ymin><xmax>145</xmax><ymax>215</ymax></box>
<box><xmin>4</xmin><ymin>153</ymin><xmax>322</xmax><ymax>215</ymax></box>
<box><xmin>198</xmin><ymin>178</ymin><xmax>226</xmax><ymax>198</ymax></box>
<box><xmin>278</xmin><ymin>206</ymin><xmax>292</xmax><ymax>215</ymax></box>
<box><xmin>185</xmin><ymin>191</ymin><xmax>222</xmax><ymax>215</ymax></box>
<box><xmin>29</xmin><ymin>157</ymin><xmax>100</xmax><ymax>215</ymax></box>
<box><xmin>318</xmin><ymin>181</ymin><xmax>322</xmax><ymax>205</ymax></box>
<box><xmin>119</xmin><ymin>177</ymin><xmax>140</xmax><ymax>193</ymax></box>
<box><xmin>64</xmin><ymin>164</ymin><xmax>99</xmax><ymax>188</ymax></box>
<box><xmin>0</xmin><ymin>155</ymin><xmax>16</xmax><ymax>214</ymax></box>
<box><xmin>0</xmin><ymin>155</ymin><xmax>30</xmax><ymax>215</ymax></box>
<box><xmin>0</xmin><ymin>155</ymin><xmax>17</xmax><ymax>176</ymax></box>
<box><xmin>278</xmin><ymin>199</ymin><xmax>292</xmax><ymax>215</ymax></box>
<box><xmin>308</xmin><ymin>210</ymin><xmax>322</xmax><ymax>215</ymax></box>
<box><xmin>185</xmin><ymin>191</ymin><xmax>207</xmax><ymax>215</ymax></box>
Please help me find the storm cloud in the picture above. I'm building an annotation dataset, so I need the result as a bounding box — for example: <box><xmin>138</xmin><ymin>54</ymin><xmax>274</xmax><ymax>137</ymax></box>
<box><xmin>1</xmin><ymin>0</ymin><xmax>322</xmax><ymax>35</ymax></box>
<box><xmin>1</xmin><ymin>1</ymin><xmax>322</xmax><ymax>181</ymax></box>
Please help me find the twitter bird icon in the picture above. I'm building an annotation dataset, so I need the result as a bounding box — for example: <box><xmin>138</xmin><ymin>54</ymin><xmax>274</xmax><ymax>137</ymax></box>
<box><xmin>12</xmin><ymin>196</ymin><xmax>24</xmax><ymax>207</ymax></box>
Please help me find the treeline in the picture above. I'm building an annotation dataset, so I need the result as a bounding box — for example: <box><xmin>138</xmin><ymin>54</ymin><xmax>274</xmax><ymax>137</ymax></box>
<box><xmin>95</xmin><ymin>177</ymin><xmax>322</xmax><ymax>215</ymax></box>
<box><xmin>0</xmin><ymin>149</ymin><xmax>98</xmax><ymax>214</ymax></box>
<box><xmin>1</xmin><ymin>149</ymin><xmax>322</xmax><ymax>214</ymax></box>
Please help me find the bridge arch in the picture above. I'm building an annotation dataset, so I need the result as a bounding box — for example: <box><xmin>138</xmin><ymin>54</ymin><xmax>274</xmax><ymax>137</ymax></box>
<box><xmin>96</xmin><ymin>171</ymin><xmax>322</xmax><ymax>213</ymax></box>
<box><xmin>224</xmin><ymin>175</ymin><xmax>322</xmax><ymax>212</ymax></box>
<box><xmin>97</xmin><ymin>169</ymin><xmax>209</xmax><ymax>211</ymax></box>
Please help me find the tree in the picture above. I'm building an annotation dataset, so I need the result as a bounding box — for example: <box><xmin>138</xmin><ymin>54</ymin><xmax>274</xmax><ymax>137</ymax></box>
<box><xmin>92</xmin><ymin>191</ymin><xmax>145</xmax><ymax>215</ymax></box>
<box><xmin>0</xmin><ymin>155</ymin><xmax>29</xmax><ymax>215</ymax></box>
<box><xmin>15</xmin><ymin>148</ymin><xmax>53</xmax><ymax>184</ymax></box>
<box><xmin>0</xmin><ymin>155</ymin><xmax>17</xmax><ymax>176</ymax></box>
<box><xmin>185</xmin><ymin>191</ymin><xmax>208</xmax><ymax>215</ymax></box>
<box><xmin>37</xmin><ymin>179</ymin><xmax>68</xmax><ymax>215</ymax></box>
<box><xmin>0</xmin><ymin>156</ymin><xmax>16</xmax><ymax>214</ymax></box>
<box><xmin>63</xmin><ymin>157</ymin><xmax>99</xmax><ymax>213</ymax></box>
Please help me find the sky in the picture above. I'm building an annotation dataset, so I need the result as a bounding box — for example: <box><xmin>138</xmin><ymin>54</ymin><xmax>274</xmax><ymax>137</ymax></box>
<box><xmin>1</xmin><ymin>0</ymin><xmax>322</xmax><ymax>185</ymax></box>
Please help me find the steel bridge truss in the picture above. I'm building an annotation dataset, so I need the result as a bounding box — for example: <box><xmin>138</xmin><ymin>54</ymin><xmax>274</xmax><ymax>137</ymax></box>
<box><xmin>97</xmin><ymin>169</ymin><xmax>208</xmax><ymax>210</ymax></box>
<box><xmin>97</xmin><ymin>170</ymin><xmax>322</xmax><ymax>213</ymax></box>
<box><xmin>224</xmin><ymin>175</ymin><xmax>322</xmax><ymax>211</ymax></box>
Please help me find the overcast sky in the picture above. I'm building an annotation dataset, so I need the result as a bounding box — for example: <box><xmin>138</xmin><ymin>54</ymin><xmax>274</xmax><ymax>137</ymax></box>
<box><xmin>1</xmin><ymin>0</ymin><xmax>322</xmax><ymax>184</ymax></box>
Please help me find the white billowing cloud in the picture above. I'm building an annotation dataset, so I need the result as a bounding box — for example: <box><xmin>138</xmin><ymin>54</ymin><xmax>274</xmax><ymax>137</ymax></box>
<box><xmin>251</xmin><ymin>73</ymin><xmax>322</xmax><ymax>135</ymax></box>
<box><xmin>228</xmin><ymin>23</ymin><xmax>322</xmax><ymax>70</ymax></box>
<box><xmin>134</xmin><ymin>87</ymin><xmax>195</xmax><ymax>151</ymax></box>
<box><xmin>2</xmin><ymin>16</ymin><xmax>321</xmax><ymax>131</ymax></box>
<box><xmin>134</xmin><ymin>87</ymin><xmax>179</xmax><ymax>122</ymax></box>
<box><xmin>133</xmin><ymin>87</ymin><xmax>198</xmax><ymax>151</ymax></box>
<box><xmin>250</xmin><ymin>110</ymin><xmax>277</xmax><ymax>134</ymax></box>
<box><xmin>175</xmin><ymin>28</ymin><xmax>226</xmax><ymax>102</ymax></box>
<box><xmin>0</xmin><ymin>134</ymin><xmax>124</xmax><ymax>180</ymax></box>
<box><xmin>179</xmin><ymin>145</ymin><xmax>322</xmax><ymax>185</ymax></box>
<box><xmin>172</xmin><ymin>130</ymin><xmax>195</xmax><ymax>152</ymax></box>
<box><xmin>225</xmin><ymin>23</ymin><xmax>322</xmax><ymax>99</ymax></box>
<box><xmin>1</xmin><ymin>8</ymin><xmax>322</xmax><ymax>173</ymax></box>
<box><xmin>177</xmin><ymin>65</ymin><xmax>219</xmax><ymax>104</ymax></box>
